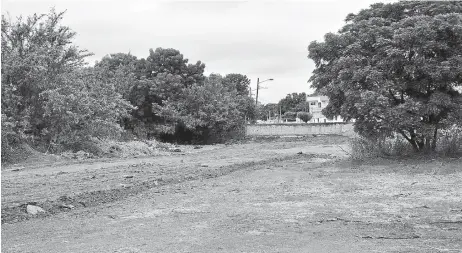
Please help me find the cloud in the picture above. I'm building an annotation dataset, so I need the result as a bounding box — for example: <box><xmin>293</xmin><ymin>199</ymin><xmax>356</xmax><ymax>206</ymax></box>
<box><xmin>2</xmin><ymin>0</ymin><xmax>394</xmax><ymax>103</ymax></box>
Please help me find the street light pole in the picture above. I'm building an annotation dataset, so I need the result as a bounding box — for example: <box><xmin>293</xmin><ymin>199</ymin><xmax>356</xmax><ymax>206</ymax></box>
<box><xmin>255</xmin><ymin>77</ymin><xmax>274</xmax><ymax>106</ymax></box>
<box><xmin>255</xmin><ymin>78</ymin><xmax>260</xmax><ymax>105</ymax></box>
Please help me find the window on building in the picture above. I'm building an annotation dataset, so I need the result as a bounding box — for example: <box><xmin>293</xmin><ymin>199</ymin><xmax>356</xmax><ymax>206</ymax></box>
<box><xmin>334</xmin><ymin>116</ymin><xmax>337</xmax><ymax>121</ymax></box>
<box><xmin>318</xmin><ymin>102</ymin><xmax>321</xmax><ymax>108</ymax></box>
<box><xmin>324</xmin><ymin>119</ymin><xmax>327</xmax><ymax>123</ymax></box>
<box><xmin>310</xmin><ymin>102</ymin><xmax>316</xmax><ymax>105</ymax></box>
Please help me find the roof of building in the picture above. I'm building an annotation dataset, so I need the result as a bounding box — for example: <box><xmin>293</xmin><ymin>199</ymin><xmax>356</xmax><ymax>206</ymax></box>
<box><xmin>306</xmin><ymin>95</ymin><xmax>329</xmax><ymax>101</ymax></box>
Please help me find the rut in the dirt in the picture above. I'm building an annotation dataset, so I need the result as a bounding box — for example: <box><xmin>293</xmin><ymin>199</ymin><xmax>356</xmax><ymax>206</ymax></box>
<box><xmin>1</xmin><ymin>153</ymin><xmax>332</xmax><ymax>224</ymax></box>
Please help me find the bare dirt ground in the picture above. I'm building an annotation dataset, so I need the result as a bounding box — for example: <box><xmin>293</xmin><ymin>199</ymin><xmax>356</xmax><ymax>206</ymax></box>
<box><xmin>2</xmin><ymin>135</ymin><xmax>462</xmax><ymax>253</ymax></box>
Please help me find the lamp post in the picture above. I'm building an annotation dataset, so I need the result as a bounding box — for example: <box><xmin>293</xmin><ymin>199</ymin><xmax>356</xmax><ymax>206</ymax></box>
<box><xmin>255</xmin><ymin>77</ymin><xmax>274</xmax><ymax>106</ymax></box>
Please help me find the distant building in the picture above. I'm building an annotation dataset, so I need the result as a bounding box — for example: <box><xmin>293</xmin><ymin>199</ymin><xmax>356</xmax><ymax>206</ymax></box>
<box><xmin>306</xmin><ymin>95</ymin><xmax>344</xmax><ymax>123</ymax></box>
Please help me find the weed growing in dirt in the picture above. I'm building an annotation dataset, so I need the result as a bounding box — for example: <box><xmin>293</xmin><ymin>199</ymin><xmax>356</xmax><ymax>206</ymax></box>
<box><xmin>437</xmin><ymin>126</ymin><xmax>462</xmax><ymax>157</ymax></box>
<box><xmin>350</xmin><ymin>136</ymin><xmax>414</xmax><ymax>160</ymax></box>
<box><xmin>350</xmin><ymin>126</ymin><xmax>462</xmax><ymax>161</ymax></box>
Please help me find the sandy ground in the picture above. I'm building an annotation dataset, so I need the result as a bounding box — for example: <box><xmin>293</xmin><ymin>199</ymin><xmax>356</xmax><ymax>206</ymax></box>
<box><xmin>2</xmin><ymin>136</ymin><xmax>462</xmax><ymax>252</ymax></box>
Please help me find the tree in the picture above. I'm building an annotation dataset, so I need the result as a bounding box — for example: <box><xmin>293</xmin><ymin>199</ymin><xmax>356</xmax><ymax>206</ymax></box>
<box><xmin>282</xmin><ymin>111</ymin><xmax>297</xmax><ymax>121</ymax></box>
<box><xmin>257</xmin><ymin>103</ymin><xmax>279</xmax><ymax>121</ymax></box>
<box><xmin>95</xmin><ymin>53</ymin><xmax>139</xmax><ymax>98</ymax></box>
<box><xmin>308</xmin><ymin>2</ymin><xmax>462</xmax><ymax>152</ymax></box>
<box><xmin>145</xmin><ymin>47</ymin><xmax>205</xmax><ymax>87</ymax></box>
<box><xmin>1</xmin><ymin>9</ymin><xmax>91</xmax><ymax>142</ymax></box>
<box><xmin>154</xmin><ymin>74</ymin><xmax>248</xmax><ymax>143</ymax></box>
<box><xmin>222</xmin><ymin>73</ymin><xmax>251</xmax><ymax>96</ymax></box>
<box><xmin>1</xmin><ymin>9</ymin><xmax>133</xmax><ymax>153</ymax></box>
<box><xmin>297</xmin><ymin>112</ymin><xmax>313</xmax><ymax>123</ymax></box>
<box><xmin>40</xmin><ymin>68</ymin><xmax>133</xmax><ymax>150</ymax></box>
<box><xmin>278</xmin><ymin>92</ymin><xmax>307</xmax><ymax>114</ymax></box>
<box><xmin>294</xmin><ymin>101</ymin><xmax>310</xmax><ymax>112</ymax></box>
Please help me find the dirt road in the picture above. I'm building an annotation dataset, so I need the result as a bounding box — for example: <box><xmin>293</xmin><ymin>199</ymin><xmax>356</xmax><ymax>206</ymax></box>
<box><xmin>2</xmin><ymin>136</ymin><xmax>462</xmax><ymax>252</ymax></box>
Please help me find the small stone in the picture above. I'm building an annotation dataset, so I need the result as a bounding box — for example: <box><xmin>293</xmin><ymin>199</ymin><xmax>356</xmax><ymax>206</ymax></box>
<box><xmin>193</xmin><ymin>146</ymin><xmax>203</xmax><ymax>149</ymax></box>
<box><xmin>26</xmin><ymin>205</ymin><xmax>45</xmax><ymax>215</ymax></box>
<box><xmin>297</xmin><ymin>151</ymin><xmax>303</xmax><ymax>154</ymax></box>
<box><xmin>200</xmin><ymin>164</ymin><xmax>209</xmax><ymax>167</ymax></box>
<box><xmin>123</xmin><ymin>175</ymin><xmax>134</xmax><ymax>179</ymax></box>
<box><xmin>170</xmin><ymin>148</ymin><xmax>182</xmax><ymax>152</ymax></box>
<box><xmin>11</xmin><ymin>166</ymin><xmax>24</xmax><ymax>172</ymax></box>
<box><xmin>59</xmin><ymin>204</ymin><xmax>75</xmax><ymax>209</ymax></box>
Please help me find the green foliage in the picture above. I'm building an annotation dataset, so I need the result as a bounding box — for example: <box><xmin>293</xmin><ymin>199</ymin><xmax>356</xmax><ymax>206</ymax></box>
<box><xmin>308</xmin><ymin>2</ymin><xmax>462</xmax><ymax>152</ymax></box>
<box><xmin>39</xmin><ymin>68</ymin><xmax>134</xmax><ymax>151</ymax></box>
<box><xmin>1</xmin><ymin>9</ymin><xmax>133</xmax><ymax>155</ymax></box>
<box><xmin>350</xmin><ymin>136</ymin><xmax>414</xmax><ymax>160</ymax></box>
<box><xmin>282</xmin><ymin>111</ymin><xmax>297</xmax><ymax>121</ymax></box>
<box><xmin>437</xmin><ymin>126</ymin><xmax>462</xmax><ymax>156</ymax></box>
<box><xmin>297</xmin><ymin>112</ymin><xmax>313</xmax><ymax>123</ymax></box>
<box><xmin>278</xmin><ymin>93</ymin><xmax>307</xmax><ymax>114</ymax></box>
<box><xmin>146</xmin><ymin>47</ymin><xmax>205</xmax><ymax>87</ymax></box>
<box><xmin>256</xmin><ymin>103</ymin><xmax>279</xmax><ymax>121</ymax></box>
<box><xmin>1</xmin><ymin>8</ymin><xmax>260</xmax><ymax>158</ymax></box>
<box><xmin>154</xmin><ymin>74</ymin><xmax>251</xmax><ymax>143</ymax></box>
<box><xmin>222</xmin><ymin>73</ymin><xmax>251</xmax><ymax>96</ymax></box>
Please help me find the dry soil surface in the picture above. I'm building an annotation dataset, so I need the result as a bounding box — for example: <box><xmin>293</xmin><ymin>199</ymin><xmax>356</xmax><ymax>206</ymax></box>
<box><xmin>2</xmin><ymin>136</ymin><xmax>462</xmax><ymax>253</ymax></box>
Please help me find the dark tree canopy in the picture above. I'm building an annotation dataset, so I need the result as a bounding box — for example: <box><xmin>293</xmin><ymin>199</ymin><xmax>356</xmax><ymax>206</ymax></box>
<box><xmin>308</xmin><ymin>1</ymin><xmax>462</xmax><ymax>151</ymax></box>
<box><xmin>297</xmin><ymin>112</ymin><xmax>313</xmax><ymax>123</ymax></box>
<box><xmin>278</xmin><ymin>92</ymin><xmax>307</xmax><ymax>114</ymax></box>
<box><xmin>222</xmin><ymin>73</ymin><xmax>251</xmax><ymax>96</ymax></box>
<box><xmin>145</xmin><ymin>48</ymin><xmax>205</xmax><ymax>87</ymax></box>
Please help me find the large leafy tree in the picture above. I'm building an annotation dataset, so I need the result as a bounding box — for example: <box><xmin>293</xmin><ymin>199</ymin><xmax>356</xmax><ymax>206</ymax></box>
<box><xmin>145</xmin><ymin>47</ymin><xmax>205</xmax><ymax>87</ymax></box>
<box><xmin>222</xmin><ymin>73</ymin><xmax>251</xmax><ymax>96</ymax></box>
<box><xmin>278</xmin><ymin>92</ymin><xmax>307</xmax><ymax>114</ymax></box>
<box><xmin>40</xmin><ymin>68</ymin><xmax>133</xmax><ymax>150</ymax></box>
<box><xmin>1</xmin><ymin>9</ymin><xmax>91</xmax><ymax>140</ymax></box>
<box><xmin>95</xmin><ymin>53</ymin><xmax>139</xmax><ymax>98</ymax></box>
<box><xmin>308</xmin><ymin>2</ymin><xmax>462</xmax><ymax>151</ymax></box>
<box><xmin>120</xmin><ymin>48</ymin><xmax>206</xmax><ymax>137</ymax></box>
<box><xmin>154</xmin><ymin>74</ymin><xmax>248</xmax><ymax>143</ymax></box>
<box><xmin>1</xmin><ymin>9</ymin><xmax>133</xmax><ymax>152</ymax></box>
<box><xmin>257</xmin><ymin>103</ymin><xmax>279</xmax><ymax>121</ymax></box>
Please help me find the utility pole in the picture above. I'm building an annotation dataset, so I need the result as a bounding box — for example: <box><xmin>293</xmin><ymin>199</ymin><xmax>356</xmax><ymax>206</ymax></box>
<box><xmin>254</xmin><ymin>77</ymin><xmax>273</xmax><ymax>106</ymax></box>
<box><xmin>279</xmin><ymin>106</ymin><xmax>282</xmax><ymax>123</ymax></box>
<box><xmin>255</xmin><ymin>78</ymin><xmax>260</xmax><ymax>105</ymax></box>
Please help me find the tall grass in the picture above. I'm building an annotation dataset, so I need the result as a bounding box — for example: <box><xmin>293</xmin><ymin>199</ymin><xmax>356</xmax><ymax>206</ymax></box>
<box><xmin>350</xmin><ymin>135</ymin><xmax>413</xmax><ymax>160</ymax></box>
<box><xmin>437</xmin><ymin>126</ymin><xmax>462</xmax><ymax>157</ymax></box>
<box><xmin>350</xmin><ymin>126</ymin><xmax>462</xmax><ymax>160</ymax></box>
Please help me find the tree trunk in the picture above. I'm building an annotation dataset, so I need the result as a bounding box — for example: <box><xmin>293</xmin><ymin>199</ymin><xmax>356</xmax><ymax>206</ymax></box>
<box><xmin>409</xmin><ymin>129</ymin><xmax>422</xmax><ymax>152</ymax></box>
<box><xmin>431</xmin><ymin>126</ymin><xmax>438</xmax><ymax>151</ymax></box>
<box><xmin>399</xmin><ymin>129</ymin><xmax>420</xmax><ymax>152</ymax></box>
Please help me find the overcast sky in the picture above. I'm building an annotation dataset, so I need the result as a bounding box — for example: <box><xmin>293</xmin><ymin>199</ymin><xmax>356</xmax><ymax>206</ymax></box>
<box><xmin>2</xmin><ymin>0</ymin><xmax>395</xmax><ymax>104</ymax></box>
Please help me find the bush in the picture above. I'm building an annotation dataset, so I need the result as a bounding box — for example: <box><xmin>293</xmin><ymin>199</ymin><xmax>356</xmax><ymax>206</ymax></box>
<box><xmin>437</xmin><ymin>126</ymin><xmax>462</xmax><ymax>157</ymax></box>
<box><xmin>349</xmin><ymin>135</ymin><xmax>414</xmax><ymax>160</ymax></box>
<box><xmin>282</xmin><ymin>111</ymin><xmax>297</xmax><ymax>121</ymax></box>
<box><xmin>297</xmin><ymin>112</ymin><xmax>313</xmax><ymax>123</ymax></box>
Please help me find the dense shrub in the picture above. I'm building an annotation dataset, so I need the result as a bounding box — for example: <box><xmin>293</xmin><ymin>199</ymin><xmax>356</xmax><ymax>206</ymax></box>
<box><xmin>437</xmin><ymin>126</ymin><xmax>462</xmax><ymax>157</ymax></box>
<box><xmin>282</xmin><ymin>112</ymin><xmax>297</xmax><ymax>121</ymax></box>
<box><xmin>350</xmin><ymin>135</ymin><xmax>414</xmax><ymax>160</ymax></box>
<box><xmin>1</xmin><ymin>9</ymin><xmax>258</xmax><ymax>163</ymax></box>
<box><xmin>297</xmin><ymin>112</ymin><xmax>313</xmax><ymax>123</ymax></box>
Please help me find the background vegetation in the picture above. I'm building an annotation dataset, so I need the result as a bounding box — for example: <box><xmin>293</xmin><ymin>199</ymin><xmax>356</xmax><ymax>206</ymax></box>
<box><xmin>308</xmin><ymin>1</ymin><xmax>462</xmax><ymax>154</ymax></box>
<box><xmin>1</xmin><ymin>9</ymin><xmax>257</xmax><ymax>161</ymax></box>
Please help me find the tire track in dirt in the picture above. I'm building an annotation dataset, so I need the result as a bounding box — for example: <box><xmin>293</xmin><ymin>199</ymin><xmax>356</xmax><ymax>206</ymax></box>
<box><xmin>1</xmin><ymin>153</ymin><xmax>334</xmax><ymax>224</ymax></box>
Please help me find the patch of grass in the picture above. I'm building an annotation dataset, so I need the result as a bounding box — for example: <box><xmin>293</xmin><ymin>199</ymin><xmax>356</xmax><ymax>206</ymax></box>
<box><xmin>351</xmin><ymin>126</ymin><xmax>462</xmax><ymax>161</ymax></box>
<box><xmin>350</xmin><ymin>136</ymin><xmax>414</xmax><ymax>161</ymax></box>
<box><xmin>437</xmin><ymin>126</ymin><xmax>462</xmax><ymax>157</ymax></box>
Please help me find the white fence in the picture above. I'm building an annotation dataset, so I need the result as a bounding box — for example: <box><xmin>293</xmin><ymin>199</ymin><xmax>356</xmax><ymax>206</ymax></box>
<box><xmin>245</xmin><ymin>123</ymin><xmax>355</xmax><ymax>137</ymax></box>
